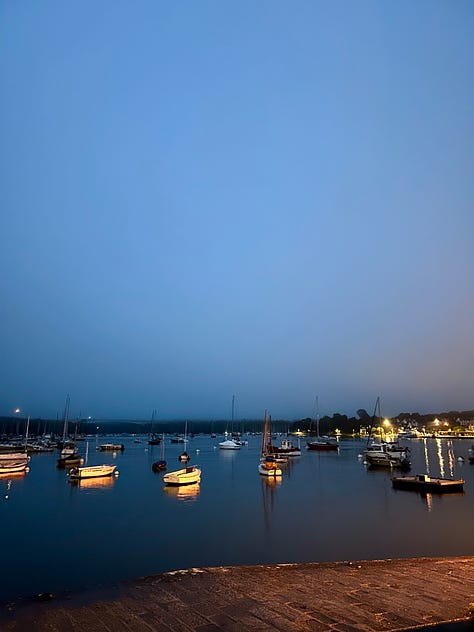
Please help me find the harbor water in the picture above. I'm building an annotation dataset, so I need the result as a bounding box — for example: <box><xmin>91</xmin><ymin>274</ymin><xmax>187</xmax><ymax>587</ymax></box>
<box><xmin>1</xmin><ymin>435</ymin><xmax>473</xmax><ymax>603</ymax></box>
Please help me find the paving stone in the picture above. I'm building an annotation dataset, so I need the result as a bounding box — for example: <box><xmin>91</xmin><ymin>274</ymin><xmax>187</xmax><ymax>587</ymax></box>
<box><xmin>2</xmin><ymin>557</ymin><xmax>474</xmax><ymax>631</ymax></box>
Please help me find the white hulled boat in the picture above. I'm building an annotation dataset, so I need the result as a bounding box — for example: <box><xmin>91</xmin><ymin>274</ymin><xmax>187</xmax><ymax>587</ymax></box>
<box><xmin>68</xmin><ymin>464</ymin><xmax>118</xmax><ymax>479</ymax></box>
<box><xmin>219</xmin><ymin>439</ymin><xmax>241</xmax><ymax>450</ymax></box>
<box><xmin>219</xmin><ymin>396</ymin><xmax>242</xmax><ymax>449</ymax></box>
<box><xmin>0</xmin><ymin>452</ymin><xmax>29</xmax><ymax>464</ymax></box>
<box><xmin>163</xmin><ymin>465</ymin><xmax>201</xmax><ymax>486</ymax></box>
<box><xmin>0</xmin><ymin>461</ymin><xmax>29</xmax><ymax>475</ymax></box>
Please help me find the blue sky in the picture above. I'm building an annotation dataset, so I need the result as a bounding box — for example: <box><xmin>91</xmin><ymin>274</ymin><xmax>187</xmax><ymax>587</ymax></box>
<box><xmin>1</xmin><ymin>1</ymin><xmax>473</xmax><ymax>421</ymax></box>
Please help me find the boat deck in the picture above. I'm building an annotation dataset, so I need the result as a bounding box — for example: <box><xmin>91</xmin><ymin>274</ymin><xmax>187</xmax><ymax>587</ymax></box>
<box><xmin>2</xmin><ymin>556</ymin><xmax>474</xmax><ymax>631</ymax></box>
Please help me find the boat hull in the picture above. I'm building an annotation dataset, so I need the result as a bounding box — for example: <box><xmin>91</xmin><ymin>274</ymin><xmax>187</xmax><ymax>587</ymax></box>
<box><xmin>392</xmin><ymin>475</ymin><xmax>464</xmax><ymax>493</ymax></box>
<box><xmin>0</xmin><ymin>461</ymin><xmax>29</xmax><ymax>474</ymax></box>
<box><xmin>267</xmin><ymin>439</ymin><xmax>301</xmax><ymax>457</ymax></box>
<box><xmin>163</xmin><ymin>466</ymin><xmax>201</xmax><ymax>486</ymax></box>
<box><xmin>258</xmin><ymin>466</ymin><xmax>282</xmax><ymax>477</ymax></box>
<box><xmin>267</xmin><ymin>446</ymin><xmax>301</xmax><ymax>457</ymax></box>
<box><xmin>306</xmin><ymin>441</ymin><xmax>338</xmax><ymax>451</ymax></box>
<box><xmin>57</xmin><ymin>456</ymin><xmax>84</xmax><ymax>469</ymax></box>
<box><xmin>152</xmin><ymin>460</ymin><xmax>167</xmax><ymax>472</ymax></box>
<box><xmin>98</xmin><ymin>444</ymin><xmax>124</xmax><ymax>452</ymax></box>
<box><xmin>0</xmin><ymin>452</ymin><xmax>29</xmax><ymax>463</ymax></box>
<box><xmin>69</xmin><ymin>465</ymin><xmax>117</xmax><ymax>479</ymax></box>
<box><xmin>366</xmin><ymin>454</ymin><xmax>411</xmax><ymax>470</ymax></box>
<box><xmin>258</xmin><ymin>458</ymin><xmax>282</xmax><ymax>477</ymax></box>
<box><xmin>219</xmin><ymin>440</ymin><xmax>241</xmax><ymax>450</ymax></box>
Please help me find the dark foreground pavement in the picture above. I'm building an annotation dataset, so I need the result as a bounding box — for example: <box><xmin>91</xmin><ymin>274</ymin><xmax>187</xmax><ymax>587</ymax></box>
<box><xmin>2</xmin><ymin>557</ymin><xmax>474</xmax><ymax>631</ymax></box>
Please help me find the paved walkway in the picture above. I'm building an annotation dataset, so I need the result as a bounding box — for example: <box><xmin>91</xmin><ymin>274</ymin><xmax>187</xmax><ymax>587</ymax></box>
<box><xmin>2</xmin><ymin>557</ymin><xmax>474</xmax><ymax>631</ymax></box>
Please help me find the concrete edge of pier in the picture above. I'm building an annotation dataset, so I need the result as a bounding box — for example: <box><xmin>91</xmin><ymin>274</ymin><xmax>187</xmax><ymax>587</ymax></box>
<box><xmin>2</xmin><ymin>556</ymin><xmax>474</xmax><ymax>631</ymax></box>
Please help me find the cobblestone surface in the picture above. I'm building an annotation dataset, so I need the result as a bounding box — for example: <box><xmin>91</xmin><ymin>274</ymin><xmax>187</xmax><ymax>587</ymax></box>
<box><xmin>2</xmin><ymin>557</ymin><xmax>474</xmax><ymax>631</ymax></box>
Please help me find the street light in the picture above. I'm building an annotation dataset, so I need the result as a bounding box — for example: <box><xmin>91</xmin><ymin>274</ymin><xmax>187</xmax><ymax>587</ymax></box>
<box><xmin>14</xmin><ymin>407</ymin><xmax>21</xmax><ymax>437</ymax></box>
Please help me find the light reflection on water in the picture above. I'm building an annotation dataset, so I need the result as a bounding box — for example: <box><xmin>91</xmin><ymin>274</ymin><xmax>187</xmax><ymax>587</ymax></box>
<box><xmin>163</xmin><ymin>482</ymin><xmax>200</xmax><ymax>501</ymax></box>
<box><xmin>436</xmin><ymin>439</ymin><xmax>445</xmax><ymax>477</ymax></box>
<box><xmin>0</xmin><ymin>434</ymin><xmax>472</xmax><ymax>602</ymax></box>
<box><xmin>69</xmin><ymin>476</ymin><xmax>116</xmax><ymax>491</ymax></box>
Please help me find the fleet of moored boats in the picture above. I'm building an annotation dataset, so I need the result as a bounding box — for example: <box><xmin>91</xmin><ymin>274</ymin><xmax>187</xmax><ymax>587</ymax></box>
<box><xmin>0</xmin><ymin>420</ymin><xmax>472</xmax><ymax>493</ymax></box>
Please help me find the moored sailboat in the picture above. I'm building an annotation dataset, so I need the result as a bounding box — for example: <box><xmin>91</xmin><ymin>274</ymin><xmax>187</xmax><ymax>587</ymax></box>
<box><xmin>258</xmin><ymin>411</ymin><xmax>282</xmax><ymax>478</ymax></box>
<box><xmin>178</xmin><ymin>422</ymin><xmax>191</xmax><ymax>461</ymax></box>
<box><xmin>364</xmin><ymin>397</ymin><xmax>410</xmax><ymax>469</ymax></box>
<box><xmin>306</xmin><ymin>396</ymin><xmax>338</xmax><ymax>451</ymax></box>
<box><xmin>152</xmin><ymin>433</ymin><xmax>167</xmax><ymax>472</ymax></box>
<box><xmin>59</xmin><ymin>396</ymin><xmax>78</xmax><ymax>458</ymax></box>
<box><xmin>148</xmin><ymin>409</ymin><xmax>161</xmax><ymax>445</ymax></box>
<box><xmin>219</xmin><ymin>396</ymin><xmax>241</xmax><ymax>450</ymax></box>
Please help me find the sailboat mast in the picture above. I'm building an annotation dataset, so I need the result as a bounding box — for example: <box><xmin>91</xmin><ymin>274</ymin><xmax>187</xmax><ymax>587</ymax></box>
<box><xmin>62</xmin><ymin>395</ymin><xmax>70</xmax><ymax>442</ymax></box>
<box><xmin>268</xmin><ymin>414</ymin><xmax>272</xmax><ymax>450</ymax></box>
<box><xmin>316</xmin><ymin>395</ymin><xmax>320</xmax><ymax>438</ymax></box>
<box><xmin>24</xmin><ymin>416</ymin><xmax>30</xmax><ymax>452</ymax></box>
<box><xmin>261</xmin><ymin>410</ymin><xmax>267</xmax><ymax>455</ymax></box>
<box><xmin>366</xmin><ymin>396</ymin><xmax>380</xmax><ymax>446</ymax></box>
<box><xmin>231</xmin><ymin>395</ymin><xmax>235</xmax><ymax>433</ymax></box>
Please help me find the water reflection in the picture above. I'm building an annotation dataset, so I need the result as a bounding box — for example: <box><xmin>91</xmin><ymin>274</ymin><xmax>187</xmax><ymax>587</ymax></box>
<box><xmin>419</xmin><ymin>490</ymin><xmax>465</xmax><ymax>512</ymax></box>
<box><xmin>420</xmin><ymin>438</ymin><xmax>456</xmax><ymax>478</ymax></box>
<box><xmin>446</xmin><ymin>442</ymin><xmax>455</xmax><ymax>477</ymax></box>
<box><xmin>69</xmin><ymin>476</ymin><xmax>116</xmax><ymax>490</ymax></box>
<box><xmin>0</xmin><ymin>470</ymin><xmax>28</xmax><ymax>480</ymax></box>
<box><xmin>163</xmin><ymin>483</ymin><xmax>200</xmax><ymax>501</ymax></box>
<box><xmin>280</xmin><ymin>456</ymin><xmax>298</xmax><ymax>478</ymax></box>
<box><xmin>261</xmin><ymin>476</ymin><xmax>281</xmax><ymax>533</ymax></box>
<box><xmin>436</xmin><ymin>439</ymin><xmax>445</xmax><ymax>477</ymax></box>
<box><xmin>423</xmin><ymin>439</ymin><xmax>430</xmax><ymax>475</ymax></box>
<box><xmin>0</xmin><ymin>471</ymin><xmax>28</xmax><ymax>502</ymax></box>
<box><xmin>424</xmin><ymin>492</ymin><xmax>433</xmax><ymax>512</ymax></box>
<box><xmin>1</xmin><ymin>435</ymin><xmax>472</xmax><ymax>603</ymax></box>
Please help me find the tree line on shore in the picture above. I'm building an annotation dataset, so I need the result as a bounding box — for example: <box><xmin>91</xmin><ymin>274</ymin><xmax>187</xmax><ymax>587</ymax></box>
<box><xmin>1</xmin><ymin>408</ymin><xmax>473</xmax><ymax>438</ymax></box>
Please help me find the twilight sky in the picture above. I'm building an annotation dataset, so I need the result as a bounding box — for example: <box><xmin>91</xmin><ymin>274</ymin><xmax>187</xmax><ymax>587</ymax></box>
<box><xmin>1</xmin><ymin>1</ymin><xmax>473</xmax><ymax>421</ymax></box>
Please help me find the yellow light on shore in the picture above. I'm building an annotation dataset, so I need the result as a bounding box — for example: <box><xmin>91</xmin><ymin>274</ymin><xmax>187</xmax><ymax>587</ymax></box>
<box><xmin>383</xmin><ymin>419</ymin><xmax>391</xmax><ymax>427</ymax></box>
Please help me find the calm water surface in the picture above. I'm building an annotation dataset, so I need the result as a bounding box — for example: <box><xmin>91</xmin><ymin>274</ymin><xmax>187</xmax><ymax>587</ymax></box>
<box><xmin>1</xmin><ymin>435</ymin><xmax>473</xmax><ymax>602</ymax></box>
